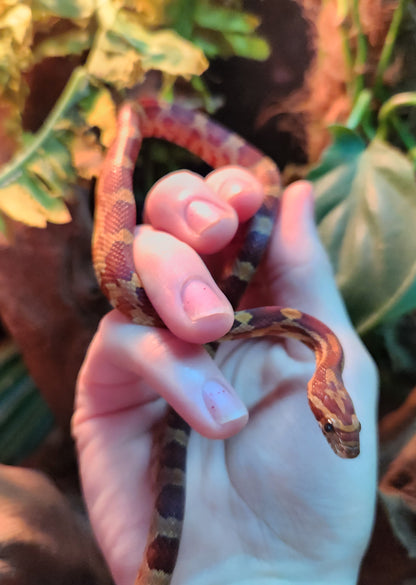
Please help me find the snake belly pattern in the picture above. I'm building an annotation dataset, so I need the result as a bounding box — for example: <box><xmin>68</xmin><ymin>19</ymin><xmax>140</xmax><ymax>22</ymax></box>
<box><xmin>92</xmin><ymin>98</ymin><xmax>361</xmax><ymax>585</ymax></box>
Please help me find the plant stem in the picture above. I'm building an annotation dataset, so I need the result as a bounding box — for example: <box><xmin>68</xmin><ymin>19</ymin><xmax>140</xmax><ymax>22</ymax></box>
<box><xmin>346</xmin><ymin>89</ymin><xmax>372</xmax><ymax>130</ymax></box>
<box><xmin>351</xmin><ymin>0</ymin><xmax>368</xmax><ymax>102</ymax></box>
<box><xmin>391</xmin><ymin>116</ymin><xmax>416</xmax><ymax>168</ymax></box>
<box><xmin>0</xmin><ymin>68</ymin><xmax>90</xmax><ymax>188</ymax></box>
<box><xmin>377</xmin><ymin>92</ymin><xmax>416</xmax><ymax>167</ymax></box>
<box><xmin>337</xmin><ymin>0</ymin><xmax>354</xmax><ymax>73</ymax></box>
<box><xmin>377</xmin><ymin>91</ymin><xmax>416</xmax><ymax>138</ymax></box>
<box><xmin>374</xmin><ymin>0</ymin><xmax>409</xmax><ymax>98</ymax></box>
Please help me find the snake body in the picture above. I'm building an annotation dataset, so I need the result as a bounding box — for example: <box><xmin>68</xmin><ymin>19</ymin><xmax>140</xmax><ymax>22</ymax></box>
<box><xmin>92</xmin><ymin>99</ymin><xmax>361</xmax><ymax>585</ymax></box>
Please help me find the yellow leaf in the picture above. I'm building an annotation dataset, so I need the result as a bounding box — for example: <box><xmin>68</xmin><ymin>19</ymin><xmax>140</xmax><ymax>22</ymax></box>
<box><xmin>139</xmin><ymin>29</ymin><xmax>208</xmax><ymax>77</ymax></box>
<box><xmin>71</xmin><ymin>133</ymin><xmax>105</xmax><ymax>180</ymax></box>
<box><xmin>0</xmin><ymin>183</ymin><xmax>71</xmax><ymax>227</ymax></box>
<box><xmin>84</xmin><ymin>89</ymin><xmax>117</xmax><ymax>147</ymax></box>
<box><xmin>114</xmin><ymin>9</ymin><xmax>209</xmax><ymax>78</ymax></box>
<box><xmin>121</xmin><ymin>0</ymin><xmax>166</xmax><ymax>26</ymax></box>
<box><xmin>44</xmin><ymin>197</ymin><xmax>72</xmax><ymax>225</ymax></box>
<box><xmin>33</xmin><ymin>28</ymin><xmax>93</xmax><ymax>62</ymax></box>
<box><xmin>89</xmin><ymin>8</ymin><xmax>208</xmax><ymax>87</ymax></box>
<box><xmin>1</xmin><ymin>3</ymin><xmax>32</xmax><ymax>45</ymax></box>
<box><xmin>87</xmin><ymin>30</ymin><xmax>147</xmax><ymax>89</ymax></box>
<box><xmin>31</xmin><ymin>0</ymin><xmax>96</xmax><ymax>19</ymax></box>
<box><xmin>0</xmin><ymin>2</ymin><xmax>33</xmax><ymax>112</ymax></box>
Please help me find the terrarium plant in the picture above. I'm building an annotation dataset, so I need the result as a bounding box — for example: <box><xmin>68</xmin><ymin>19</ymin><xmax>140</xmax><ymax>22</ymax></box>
<box><xmin>0</xmin><ymin>0</ymin><xmax>269</xmax><ymax>236</ymax></box>
<box><xmin>0</xmin><ymin>0</ymin><xmax>416</xmax><ymax>574</ymax></box>
<box><xmin>286</xmin><ymin>0</ymin><xmax>416</xmax><ymax>563</ymax></box>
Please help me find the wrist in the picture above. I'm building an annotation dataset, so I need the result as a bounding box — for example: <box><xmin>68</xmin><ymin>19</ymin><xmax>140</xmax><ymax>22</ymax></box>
<box><xmin>179</xmin><ymin>555</ymin><xmax>360</xmax><ymax>585</ymax></box>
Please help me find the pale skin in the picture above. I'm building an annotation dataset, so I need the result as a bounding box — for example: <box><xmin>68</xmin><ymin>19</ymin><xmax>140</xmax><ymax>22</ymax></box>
<box><xmin>72</xmin><ymin>171</ymin><xmax>378</xmax><ymax>585</ymax></box>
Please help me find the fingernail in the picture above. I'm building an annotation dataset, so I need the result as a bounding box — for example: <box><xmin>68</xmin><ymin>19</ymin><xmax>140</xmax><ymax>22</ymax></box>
<box><xmin>185</xmin><ymin>200</ymin><xmax>223</xmax><ymax>234</ymax></box>
<box><xmin>202</xmin><ymin>380</ymin><xmax>248</xmax><ymax>425</ymax></box>
<box><xmin>291</xmin><ymin>181</ymin><xmax>315</xmax><ymax>216</ymax></box>
<box><xmin>219</xmin><ymin>179</ymin><xmax>245</xmax><ymax>202</ymax></box>
<box><xmin>182</xmin><ymin>279</ymin><xmax>227</xmax><ymax>321</ymax></box>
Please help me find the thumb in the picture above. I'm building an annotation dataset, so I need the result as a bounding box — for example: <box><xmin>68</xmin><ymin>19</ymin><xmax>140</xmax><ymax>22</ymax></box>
<box><xmin>266</xmin><ymin>180</ymin><xmax>351</xmax><ymax>327</ymax></box>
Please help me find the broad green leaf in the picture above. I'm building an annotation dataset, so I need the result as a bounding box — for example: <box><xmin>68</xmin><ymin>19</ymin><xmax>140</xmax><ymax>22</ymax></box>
<box><xmin>310</xmin><ymin>129</ymin><xmax>416</xmax><ymax>334</ymax></box>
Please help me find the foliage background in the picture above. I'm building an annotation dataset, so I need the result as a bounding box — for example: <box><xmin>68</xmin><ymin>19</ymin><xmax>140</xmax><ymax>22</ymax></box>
<box><xmin>1</xmin><ymin>0</ymin><xmax>416</xmax><ymax>582</ymax></box>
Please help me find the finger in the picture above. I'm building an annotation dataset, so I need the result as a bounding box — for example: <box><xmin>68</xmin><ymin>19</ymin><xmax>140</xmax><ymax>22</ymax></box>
<box><xmin>74</xmin><ymin>310</ymin><xmax>248</xmax><ymax>440</ymax></box>
<box><xmin>266</xmin><ymin>181</ymin><xmax>378</xmax><ymax>424</ymax></box>
<box><xmin>144</xmin><ymin>170</ymin><xmax>238</xmax><ymax>255</ymax></box>
<box><xmin>133</xmin><ymin>225</ymin><xmax>234</xmax><ymax>343</ymax></box>
<box><xmin>262</xmin><ymin>181</ymin><xmax>351</xmax><ymax>326</ymax></box>
<box><xmin>205</xmin><ymin>165</ymin><xmax>264</xmax><ymax>221</ymax></box>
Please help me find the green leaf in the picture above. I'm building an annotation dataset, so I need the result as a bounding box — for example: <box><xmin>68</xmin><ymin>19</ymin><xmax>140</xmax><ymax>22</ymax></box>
<box><xmin>0</xmin><ymin>68</ymin><xmax>105</xmax><ymax>232</ymax></box>
<box><xmin>166</xmin><ymin>0</ymin><xmax>197</xmax><ymax>39</ymax></box>
<box><xmin>194</xmin><ymin>4</ymin><xmax>261</xmax><ymax>34</ymax></box>
<box><xmin>115</xmin><ymin>9</ymin><xmax>208</xmax><ymax>77</ymax></box>
<box><xmin>32</xmin><ymin>0</ymin><xmax>95</xmax><ymax>19</ymax></box>
<box><xmin>167</xmin><ymin>0</ymin><xmax>269</xmax><ymax>62</ymax></box>
<box><xmin>309</xmin><ymin>130</ymin><xmax>416</xmax><ymax>334</ymax></box>
<box><xmin>26</xmin><ymin>134</ymin><xmax>75</xmax><ymax>194</ymax></box>
<box><xmin>0</xmin><ymin>180</ymin><xmax>70</xmax><ymax>228</ymax></box>
<box><xmin>222</xmin><ymin>32</ymin><xmax>270</xmax><ymax>60</ymax></box>
<box><xmin>88</xmin><ymin>8</ymin><xmax>208</xmax><ymax>87</ymax></box>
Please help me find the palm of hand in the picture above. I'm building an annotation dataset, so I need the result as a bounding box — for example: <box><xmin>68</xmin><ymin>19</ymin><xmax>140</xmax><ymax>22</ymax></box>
<box><xmin>170</xmin><ymin>332</ymin><xmax>373</xmax><ymax>585</ymax></box>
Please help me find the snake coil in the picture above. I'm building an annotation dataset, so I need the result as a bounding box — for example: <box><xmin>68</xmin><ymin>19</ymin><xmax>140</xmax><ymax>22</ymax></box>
<box><xmin>92</xmin><ymin>99</ymin><xmax>361</xmax><ymax>585</ymax></box>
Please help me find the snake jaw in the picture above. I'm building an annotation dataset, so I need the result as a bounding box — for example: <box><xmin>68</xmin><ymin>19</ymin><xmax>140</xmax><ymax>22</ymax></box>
<box><xmin>321</xmin><ymin>418</ymin><xmax>361</xmax><ymax>459</ymax></box>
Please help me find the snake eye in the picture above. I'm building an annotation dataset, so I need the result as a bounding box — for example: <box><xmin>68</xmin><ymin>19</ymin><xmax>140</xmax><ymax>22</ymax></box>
<box><xmin>324</xmin><ymin>421</ymin><xmax>335</xmax><ymax>433</ymax></box>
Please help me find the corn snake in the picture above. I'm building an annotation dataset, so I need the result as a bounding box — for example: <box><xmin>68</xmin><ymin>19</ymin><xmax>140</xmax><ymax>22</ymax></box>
<box><xmin>92</xmin><ymin>99</ymin><xmax>361</xmax><ymax>585</ymax></box>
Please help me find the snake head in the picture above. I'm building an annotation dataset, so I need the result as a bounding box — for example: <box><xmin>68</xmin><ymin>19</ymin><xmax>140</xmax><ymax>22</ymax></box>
<box><xmin>320</xmin><ymin>417</ymin><xmax>361</xmax><ymax>458</ymax></box>
<box><xmin>308</xmin><ymin>364</ymin><xmax>361</xmax><ymax>459</ymax></box>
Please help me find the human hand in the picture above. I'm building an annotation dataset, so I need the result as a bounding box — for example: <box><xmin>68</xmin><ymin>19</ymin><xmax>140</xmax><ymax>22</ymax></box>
<box><xmin>72</xmin><ymin>170</ymin><xmax>378</xmax><ymax>585</ymax></box>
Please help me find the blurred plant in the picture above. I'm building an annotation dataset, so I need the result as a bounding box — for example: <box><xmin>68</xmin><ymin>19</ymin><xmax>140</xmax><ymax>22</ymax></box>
<box><xmin>280</xmin><ymin>2</ymin><xmax>416</xmax><ymax>558</ymax></box>
<box><xmin>0</xmin><ymin>0</ymin><xmax>269</xmax><ymax>237</ymax></box>
<box><xmin>282</xmin><ymin>0</ymin><xmax>416</xmax><ymax>337</ymax></box>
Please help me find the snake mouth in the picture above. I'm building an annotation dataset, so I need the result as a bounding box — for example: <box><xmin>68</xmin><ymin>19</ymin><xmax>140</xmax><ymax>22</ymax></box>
<box><xmin>335</xmin><ymin>442</ymin><xmax>360</xmax><ymax>459</ymax></box>
<box><xmin>321</xmin><ymin>418</ymin><xmax>361</xmax><ymax>459</ymax></box>
<box><xmin>323</xmin><ymin>428</ymin><xmax>360</xmax><ymax>459</ymax></box>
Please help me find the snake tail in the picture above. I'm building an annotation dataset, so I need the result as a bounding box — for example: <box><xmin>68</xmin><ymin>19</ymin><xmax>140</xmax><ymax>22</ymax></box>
<box><xmin>135</xmin><ymin>409</ymin><xmax>190</xmax><ymax>585</ymax></box>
